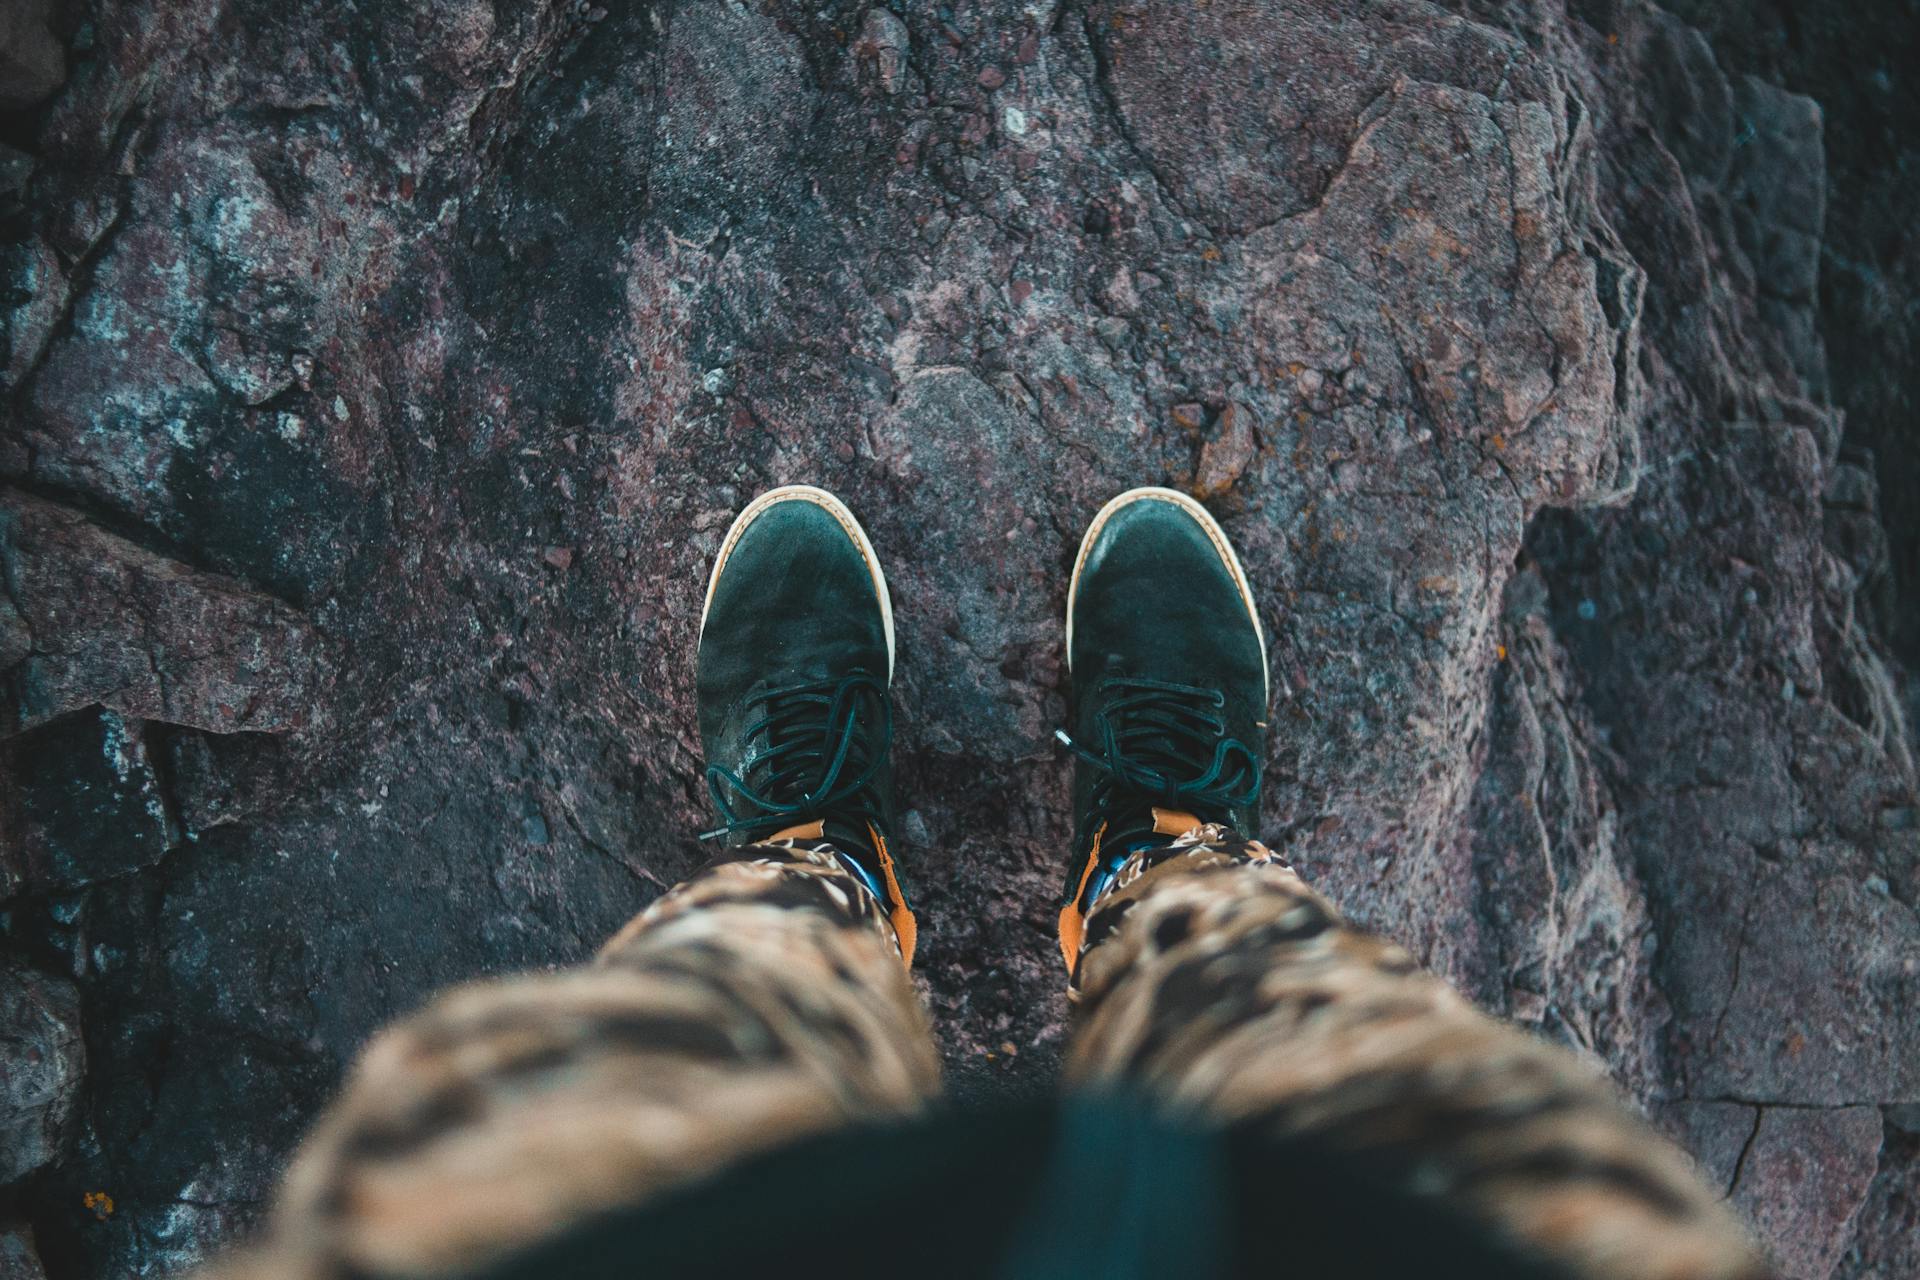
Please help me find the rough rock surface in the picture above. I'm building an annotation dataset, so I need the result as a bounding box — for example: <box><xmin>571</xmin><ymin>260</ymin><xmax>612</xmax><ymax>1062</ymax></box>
<box><xmin>0</xmin><ymin>1</ymin><xmax>1914</xmax><ymax>1277</ymax></box>
<box><xmin>0</xmin><ymin>963</ymin><xmax>83</xmax><ymax>1188</ymax></box>
<box><xmin>0</xmin><ymin>1226</ymin><xmax>50</xmax><ymax>1280</ymax></box>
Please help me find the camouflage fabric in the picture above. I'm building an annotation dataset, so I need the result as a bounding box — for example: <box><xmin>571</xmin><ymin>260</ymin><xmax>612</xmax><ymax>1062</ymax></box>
<box><xmin>1070</xmin><ymin>825</ymin><xmax>1767</xmax><ymax>1280</ymax></box>
<box><xmin>205</xmin><ymin>831</ymin><xmax>1766</xmax><ymax>1280</ymax></box>
<box><xmin>204</xmin><ymin>839</ymin><xmax>932</xmax><ymax>1279</ymax></box>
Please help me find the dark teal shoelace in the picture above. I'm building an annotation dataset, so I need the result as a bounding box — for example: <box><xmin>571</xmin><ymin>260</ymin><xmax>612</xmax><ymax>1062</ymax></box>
<box><xmin>701</xmin><ymin>671</ymin><xmax>890</xmax><ymax>877</ymax></box>
<box><xmin>1056</xmin><ymin>676</ymin><xmax>1260</xmax><ymax>902</ymax></box>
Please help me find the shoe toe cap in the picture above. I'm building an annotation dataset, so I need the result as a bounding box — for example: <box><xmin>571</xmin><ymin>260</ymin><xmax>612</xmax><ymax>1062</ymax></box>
<box><xmin>1070</xmin><ymin>494</ymin><xmax>1267</xmax><ymax>699</ymax></box>
<box><xmin>698</xmin><ymin>494</ymin><xmax>893</xmax><ymax>736</ymax></box>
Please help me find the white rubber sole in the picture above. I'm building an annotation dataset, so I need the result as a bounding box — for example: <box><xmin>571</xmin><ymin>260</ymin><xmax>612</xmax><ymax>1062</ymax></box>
<box><xmin>698</xmin><ymin>484</ymin><xmax>897</xmax><ymax>682</ymax></box>
<box><xmin>1065</xmin><ymin>486</ymin><xmax>1270</xmax><ymax>698</ymax></box>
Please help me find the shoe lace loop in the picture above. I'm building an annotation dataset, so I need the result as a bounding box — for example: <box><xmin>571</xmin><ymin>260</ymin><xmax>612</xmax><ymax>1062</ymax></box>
<box><xmin>1056</xmin><ymin>676</ymin><xmax>1260</xmax><ymax>880</ymax></box>
<box><xmin>700</xmin><ymin>672</ymin><xmax>890</xmax><ymax>853</ymax></box>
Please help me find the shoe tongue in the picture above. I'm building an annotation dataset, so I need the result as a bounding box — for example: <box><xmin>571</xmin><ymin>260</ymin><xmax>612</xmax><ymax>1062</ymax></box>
<box><xmin>821</xmin><ymin>815</ymin><xmax>880</xmax><ymax>866</ymax></box>
<box><xmin>755</xmin><ymin>813</ymin><xmax>884</xmax><ymax>896</ymax></box>
<box><xmin>1103</xmin><ymin>807</ymin><xmax>1176</xmax><ymax>859</ymax></box>
<box><xmin>820</xmin><ymin>816</ymin><xmax>891</xmax><ymax>906</ymax></box>
<box><xmin>1102</xmin><ymin>803</ymin><xmax>1214</xmax><ymax>867</ymax></box>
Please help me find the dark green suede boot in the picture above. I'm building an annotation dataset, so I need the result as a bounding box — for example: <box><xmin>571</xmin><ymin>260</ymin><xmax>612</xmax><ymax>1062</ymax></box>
<box><xmin>1056</xmin><ymin>487</ymin><xmax>1270</xmax><ymax>969</ymax></box>
<box><xmin>696</xmin><ymin>484</ymin><xmax>915</xmax><ymax>963</ymax></box>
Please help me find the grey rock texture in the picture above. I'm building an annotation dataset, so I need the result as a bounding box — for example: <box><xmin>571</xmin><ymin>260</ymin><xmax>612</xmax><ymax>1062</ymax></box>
<box><xmin>0</xmin><ymin>1225</ymin><xmax>50</xmax><ymax>1280</ymax></box>
<box><xmin>0</xmin><ymin>492</ymin><xmax>328</xmax><ymax>737</ymax></box>
<box><xmin>0</xmin><ymin>0</ymin><xmax>67</xmax><ymax>113</ymax></box>
<box><xmin>0</xmin><ymin>1</ymin><xmax>1914</xmax><ymax>1277</ymax></box>
<box><xmin>1655</xmin><ymin>0</ymin><xmax>1920</xmax><ymax>695</ymax></box>
<box><xmin>1660</xmin><ymin>1102</ymin><xmax>1888</xmax><ymax>1280</ymax></box>
<box><xmin>0</xmin><ymin>962</ymin><xmax>83</xmax><ymax>1186</ymax></box>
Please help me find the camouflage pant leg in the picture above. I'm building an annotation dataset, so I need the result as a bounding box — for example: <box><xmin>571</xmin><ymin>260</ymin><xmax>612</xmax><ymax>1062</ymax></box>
<box><xmin>209</xmin><ymin>840</ymin><xmax>937</xmax><ymax>1280</ymax></box>
<box><xmin>1065</xmin><ymin>826</ymin><xmax>1771</xmax><ymax>1280</ymax></box>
